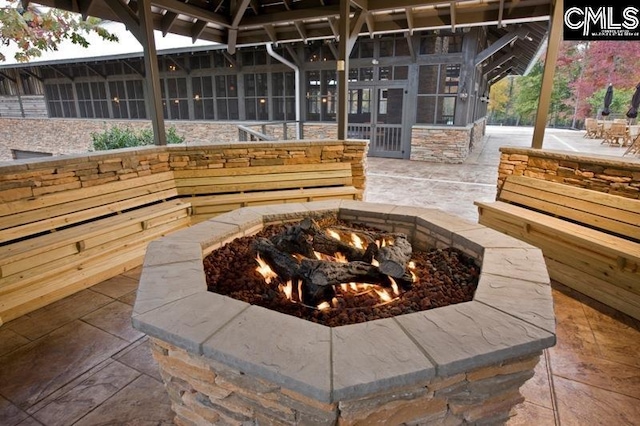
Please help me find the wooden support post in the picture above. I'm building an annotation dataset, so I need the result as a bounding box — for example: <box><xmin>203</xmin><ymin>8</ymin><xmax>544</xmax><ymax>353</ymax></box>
<box><xmin>531</xmin><ymin>0</ymin><xmax>563</xmax><ymax>149</ymax></box>
<box><xmin>138</xmin><ymin>0</ymin><xmax>167</xmax><ymax>145</ymax></box>
<box><xmin>337</xmin><ymin>0</ymin><xmax>350</xmax><ymax>140</ymax></box>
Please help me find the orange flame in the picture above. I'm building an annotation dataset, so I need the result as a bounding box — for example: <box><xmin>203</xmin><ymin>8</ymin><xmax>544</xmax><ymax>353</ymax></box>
<box><xmin>317</xmin><ymin>301</ymin><xmax>331</xmax><ymax>310</ymax></box>
<box><xmin>255</xmin><ymin>255</ymin><xmax>278</xmax><ymax>284</ymax></box>
<box><xmin>374</xmin><ymin>288</ymin><xmax>393</xmax><ymax>302</ymax></box>
<box><xmin>334</xmin><ymin>252</ymin><xmax>348</xmax><ymax>263</ymax></box>
<box><xmin>279</xmin><ymin>280</ymin><xmax>293</xmax><ymax>300</ymax></box>
<box><xmin>389</xmin><ymin>277</ymin><xmax>400</xmax><ymax>296</ymax></box>
<box><xmin>327</xmin><ymin>229</ymin><xmax>341</xmax><ymax>241</ymax></box>
<box><xmin>351</xmin><ymin>233</ymin><xmax>364</xmax><ymax>249</ymax></box>
<box><xmin>408</xmin><ymin>260</ymin><xmax>417</xmax><ymax>282</ymax></box>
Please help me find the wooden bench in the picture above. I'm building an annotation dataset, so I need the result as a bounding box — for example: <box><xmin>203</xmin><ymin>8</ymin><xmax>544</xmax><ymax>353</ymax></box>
<box><xmin>475</xmin><ymin>175</ymin><xmax>640</xmax><ymax>320</ymax></box>
<box><xmin>0</xmin><ymin>172</ymin><xmax>192</xmax><ymax>324</ymax></box>
<box><xmin>174</xmin><ymin>162</ymin><xmax>361</xmax><ymax>223</ymax></box>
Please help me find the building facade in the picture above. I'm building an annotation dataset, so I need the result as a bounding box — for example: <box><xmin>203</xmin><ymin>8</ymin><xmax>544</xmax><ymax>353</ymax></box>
<box><xmin>0</xmin><ymin>26</ymin><xmax>535</xmax><ymax>162</ymax></box>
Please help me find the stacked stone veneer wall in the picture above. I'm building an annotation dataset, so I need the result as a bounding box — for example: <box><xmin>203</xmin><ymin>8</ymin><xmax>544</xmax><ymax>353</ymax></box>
<box><xmin>150</xmin><ymin>338</ymin><xmax>540</xmax><ymax>426</ymax></box>
<box><xmin>0</xmin><ymin>140</ymin><xmax>367</xmax><ymax>203</ymax></box>
<box><xmin>410</xmin><ymin>118</ymin><xmax>486</xmax><ymax>163</ymax></box>
<box><xmin>498</xmin><ymin>147</ymin><xmax>640</xmax><ymax>199</ymax></box>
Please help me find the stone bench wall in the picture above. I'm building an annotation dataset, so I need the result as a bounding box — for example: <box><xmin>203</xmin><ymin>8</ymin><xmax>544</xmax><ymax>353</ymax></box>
<box><xmin>497</xmin><ymin>147</ymin><xmax>640</xmax><ymax>199</ymax></box>
<box><xmin>0</xmin><ymin>140</ymin><xmax>367</xmax><ymax>204</ymax></box>
<box><xmin>410</xmin><ymin>118</ymin><xmax>486</xmax><ymax>163</ymax></box>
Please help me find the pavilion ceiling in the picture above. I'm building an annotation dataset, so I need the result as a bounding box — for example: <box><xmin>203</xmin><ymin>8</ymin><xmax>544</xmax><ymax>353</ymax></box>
<box><xmin>39</xmin><ymin>0</ymin><xmax>551</xmax><ymax>75</ymax></box>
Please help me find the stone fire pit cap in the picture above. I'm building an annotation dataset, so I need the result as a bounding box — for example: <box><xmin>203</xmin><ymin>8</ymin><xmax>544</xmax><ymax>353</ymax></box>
<box><xmin>132</xmin><ymin>201</ymin><xmax>556</xmax><ymax>403</ymax></box>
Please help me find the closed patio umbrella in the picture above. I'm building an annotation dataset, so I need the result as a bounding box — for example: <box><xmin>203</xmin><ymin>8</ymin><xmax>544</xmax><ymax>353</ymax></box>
<box><xmin>626</xmin><ymin>82</ymin><xmax>640</xmax><ymax>119</ymax></box>
<box><xmin>602</xmin><ymin>84</ymin><xmax>613</xmax><ymax>117</ymax></box>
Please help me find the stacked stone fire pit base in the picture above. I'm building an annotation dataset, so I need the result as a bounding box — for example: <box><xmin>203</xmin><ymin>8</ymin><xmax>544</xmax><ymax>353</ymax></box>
<box><xmin>132</xmin><ymin>201</ymin><xmax>556</xmax><ymax>425</ymax></box>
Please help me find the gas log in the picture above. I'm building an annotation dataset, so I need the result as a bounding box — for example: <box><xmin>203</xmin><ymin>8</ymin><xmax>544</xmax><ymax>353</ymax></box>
<box><xmin>252</xmin><ymin>218</ymin><xmax>415</xmax><ymax>307</ymax></box>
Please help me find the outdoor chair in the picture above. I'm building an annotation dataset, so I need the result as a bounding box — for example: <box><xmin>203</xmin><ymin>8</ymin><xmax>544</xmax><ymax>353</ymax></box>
<box><xmin>584</xmin><ymin>118</ymin><xmax>599</xmax><ymax>138</ymax></box>
<box><xmin>624</xmin><ymin>126</ymin><xmax>640</xmax><ymax>156</ymax></box>
<box><xmin>601</xmin><ymin>122</ymin><xmax>628</xmax><ymax>146</ymax></box>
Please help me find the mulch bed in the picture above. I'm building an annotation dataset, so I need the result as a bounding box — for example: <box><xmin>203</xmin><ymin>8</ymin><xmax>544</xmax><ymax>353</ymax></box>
<box><xmin>204</xmin><ymin>218</ymin><xmax>480</xmax><ymax>327</ymax></box>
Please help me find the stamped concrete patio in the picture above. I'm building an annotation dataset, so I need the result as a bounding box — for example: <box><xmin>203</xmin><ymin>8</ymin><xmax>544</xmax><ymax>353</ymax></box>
<box><xmin>1</xmin><ymin>126</ymin><xmax>639</xmax><ymax>425</ymax></box>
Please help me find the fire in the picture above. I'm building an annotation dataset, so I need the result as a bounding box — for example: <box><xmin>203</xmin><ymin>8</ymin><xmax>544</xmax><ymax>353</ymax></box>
<box><xmin>351</xmin><ymin>233</ymin><xmax>364</xmax><ymax>249</ymax></box>
<box><xmin>334</xmin><ymin>252</ymin><xmax>348</xmax><ymax>263</ymax></box>
<box><xmin>327</xmin><ymin>229</ymin><xmax>341</xmax><ymax>241</ymax></box>
<box><xmin>255</xmin><ymin>255</ymin><xmax>277</xmax><ymax>284</ymax></box>
<box><xmin>389</xmin><ymin>277</ymin><xmax>400</xmax><ymax>296</ymax></box>
<box><xmin>317</xmin><ymin>301</ymin><xmax>331</xmax><ymax>310</ymax></box>
<box><xmin>374</xmin><ymin>288</ymin><xmax>393</xmax><ymax>302</ymax></box>
<box><xmin>408</xmin><ymin>261</ymin><xmax>418</xmax><ymax>282</ymax></box>
<box><xmin>279</xmin><ymin>280</ymin><xmax>293</xmax><ymax>300</ymax></box>
<box><xmin>371</xmin><ymin>258</ymin><xmax>380</xmax><ymax>267</ymax></box>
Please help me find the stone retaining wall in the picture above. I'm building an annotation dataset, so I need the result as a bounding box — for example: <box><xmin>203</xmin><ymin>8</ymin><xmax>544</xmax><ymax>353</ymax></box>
<box><xmin>497</xmin><ymin>147</ymin><xmax>640</xmax><ymax>199</ymax></box>
<box><xmin>0</xmin><ymin>140</ymin><xmax>367</xmax><ymax>203</ymax></box>
<box><xmin>410</xmin><ymin>118</ymin><xmax>486</xmax><ymax>163</ymax></box>
<box><xmin>151</xmin><ymin>338</ymin><xmax>540</xmax><ymax>426</ymax></box>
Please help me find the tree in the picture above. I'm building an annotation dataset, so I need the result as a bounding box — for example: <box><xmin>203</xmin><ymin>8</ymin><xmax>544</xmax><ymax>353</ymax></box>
<box><xmin>0</xmin><ymin>1</ymin><xmax>117</xmax><ymax>62</ymax></box>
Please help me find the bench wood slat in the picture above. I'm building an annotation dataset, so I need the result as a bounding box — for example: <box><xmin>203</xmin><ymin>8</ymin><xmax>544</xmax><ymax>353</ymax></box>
<box><xmin>0</xmin><ymin>172</ymin><xmax>176</xmax><ymax>218</ymax></box>
<box><xmin>0</xmin><ymin>201</ymin><xmax>191</xmax><ymax>270</ymax></box>
<box><xmin>172</xmin><ymin>162</ymin><xmax>352</xmax><ymax>179</ymax></box>
<box><xmin>0</xmin><ymin>218</ymin><xmax>191</xmax><ymax>298</ymax></box>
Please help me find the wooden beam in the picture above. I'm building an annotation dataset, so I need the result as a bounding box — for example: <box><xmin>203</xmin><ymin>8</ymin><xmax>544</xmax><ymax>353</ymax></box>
<box><xmin>337</xmin><ymin>0</ymin><xmax>349</xmax><ymax>140</ymax></box>
<box><xmin>294</xmin><ymin>21</ymin><xmax>307</xmax><ymax>42</ymax></box>
<box><xmin>227</xmin><ymin>28</ymin><xmax>238</xmax><ymax>54</ymax></box>
<box><xmin>327</xmin><ymin>17</ymin><xmax>339</xmax><ymax>38</ymax></box>
<box><xmin>85</xmin><ymin>63</ymin><xmax>106</xmax><ymax>79</ymax></box>
<box><xmin>282</xmin><ymin>0</ymin><xmax>292</xmax><ymax>11</ymax></box>
<box><xmin>326</xmin><ymin>41</ymin><xmax>339</xmax><ymax>60</ymax></box>
<box><xmin>264</xmin><ymin>24</ymin><xmax>278</xmax><ymax>43</ymax></box>
<box><xmin>21</xmin><ymin>69</ymin><xmax>43</xmax><ymax>81</ymax></box>
<box><xmin>105</xmin><ymin>0</ymin><xmax>141</xmax><ymax>41</ymax></box>
<box><xmin>498</xmin><ymin>0</ymin><xmax>505</xmax><ymax>27</ymax></box>
<box><xmin>232</xmin><ymin>0</ymin><xmax>252</xmax><ymax>28</ymax></box>
<box><xmin>365</xmin><ymin>13</ymin><xmax>375</xmax><ymax>38</ymax></box>
<box><xmin>450</xmin><ymin>2</ymin><xmax>456</xmax><ymax>32</ymax></box>
<box><xmin>348</xmin><ymin>9</ymin><xmax>367</xmax><ymax>53</ymax></box>
<box><xmin>405</xmin><ymin>32</ymin><xmax>417</xmax><ymax>62</ymax></box>
<box><xmin>222</xmin><ymin>51</ymin><xmax>238</xmax><ymax>69</ymax></box>
<box><xmin>250</xmin><ymin>0</ymin><xmax>260</xmax><ymax>14</ymax></box>
<box><xmin>122</xmin><ymin>61</ymin><xmax>145</xmax><ymax>78</ymax></box>
<box><xmin>350</xmin><ymin>0</ymin><xmax>368</xmax><ymax>11</ymax></box>
<box><xmin>405</xmin><ymin>8</ymin><xmax>414</xmax><ymax>35</ymax></box>
<box><xmin>285</xmin><ymin>45</ymin><xmax>302</xmax><ymax>66</ymax></box>
<box><xmin>161</xmin><ymin>11</ymin><xmax>178</xmax><ymax>36</ymax></box>
<box><xmin>532</xmin><ymin>0</ymin><xmax>563</xmax><ymax>149</ymax></box>
<box><xmin>239</xmin><ymin>5</ymin><xmax>340</xmax><ymax>27</ymax></box>
<box><xmin>71</xmin><ymin>0</ymin><xmax>92</xmax><ymax>20</ymax></box>
<box><xmin>0</xmin><ymin>71</ymin><xmax>16</xmax><ymax>83</ymax></box>
<box><xmin>153</xmin><ymin>0</ymin><xmax>230</xmax><ymax>28</ymax></box>
<box><xmin>48</xmin><ymin>65</ymin><xmax>73</xmax><ymax>81</ymax></box>
<box><xmin>474</xmin><ymin>26</ymin><xmax>529</xmax><ymax>67</ymax></box>
<box><xmin>191</xmin><ymin>20</ymin><xmax>207</xmax><ymax>42</ymax></box>
<box><xmin>138</xmin><ymin>0</ymin><xmax>166</xmax><ymax>145</ymax></box>
<box><xmin>213</xmin><ymin>0</ymin><xmax>225</xmax><ymax>13</ymax></box>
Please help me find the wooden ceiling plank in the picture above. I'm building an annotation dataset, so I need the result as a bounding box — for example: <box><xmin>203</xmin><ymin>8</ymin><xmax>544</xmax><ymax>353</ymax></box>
<box><xmin>153</xmin><ymin>0</ymin><xmax>231</xmax><ymax>28</ymax></box>
<box><xmin>239</xmin><ymin>5</ymin><xmax>340</xmax><ymax>27</ymax></box>
<box><xmin>232</xmin><ymin>0</ymin><xmax>253</xmax><ymax>28</ymax></box>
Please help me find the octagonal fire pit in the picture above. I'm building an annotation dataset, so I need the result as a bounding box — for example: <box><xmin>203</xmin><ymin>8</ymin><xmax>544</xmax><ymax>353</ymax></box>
<box><xmin>132</xmin><ymin>201</ymin><xmax>556</xmax><ymax>425</ymax></box>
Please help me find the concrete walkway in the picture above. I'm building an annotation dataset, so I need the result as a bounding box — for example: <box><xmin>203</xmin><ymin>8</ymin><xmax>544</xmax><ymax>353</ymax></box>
<box><xmin>1</xmin><ymin>126</ymin><xmax>639</xmax><ymax>425</ymax></box>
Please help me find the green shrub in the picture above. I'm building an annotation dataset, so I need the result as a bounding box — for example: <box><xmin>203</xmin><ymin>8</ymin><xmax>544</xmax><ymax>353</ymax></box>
<box><xmin>91</xmin><ymin>126</ymin><xmax>184</xmax><ymax>151</ymax></box>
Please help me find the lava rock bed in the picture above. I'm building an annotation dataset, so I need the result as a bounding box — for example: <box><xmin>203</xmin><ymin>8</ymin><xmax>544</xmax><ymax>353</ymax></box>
<box><xmin>204</xmin><ymin>219</ymin><xmax>480</xmax><ymax>327</ymax></box>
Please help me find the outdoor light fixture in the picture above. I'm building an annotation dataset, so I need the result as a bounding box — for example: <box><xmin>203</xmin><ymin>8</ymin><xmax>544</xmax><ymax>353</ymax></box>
<box><xmin>194</xmin><ymin>94</ymin><xmax>201</xmax><ymax>100</ymax></box>
<box><xmin>112</xmin><ymin>96</ymin><xmax>119</xmax><ymax>104</ymax></box>
<box><xmin>260</xmin><ymin>98</ymin><xmax>266</xmax><ymax>104</ymax></box>
<box><xmin>459</xmin><ymin>84</ymin><xmax>468</xmax><ymax>100</ymax></box>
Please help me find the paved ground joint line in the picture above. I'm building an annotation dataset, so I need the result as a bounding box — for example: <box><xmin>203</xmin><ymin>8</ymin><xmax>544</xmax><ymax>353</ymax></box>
<box><xmin>367</xmin><ymin>172</ymin><xmax>495</xmax><ymax>187</ymax></box>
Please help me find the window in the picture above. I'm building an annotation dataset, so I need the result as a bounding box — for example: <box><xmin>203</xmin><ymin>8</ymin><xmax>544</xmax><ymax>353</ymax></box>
<box><xmin>420</xmin><ymin>33</ymin><xmax>463</xmax><ymax>55</ymax></box>
<box><xmin>163</xmin><ymin>77</ymin><xmax>189</xmax><ymax>120</ymax></box>
<box><xmin>416</xmin><ymin>64</ymin><xmax>459</xmax><ymax>125</ymax></box>
<box><xmin>193</xmin><ymin>76</ymin><xmax>215</xmax><ymax>120</ymax></box>
<box><xmin>109</xmin><ymin>80</ymin><xmax>146</xmax><ymax>119</ymax></box>
<box><xmin>45</xmin><ymin>83</ymin><xmax>76</xmax><ymax>118</ymax></box>
<box><xmin>305</xmin><ymin>70</ymin><xmax>336</xmax><ymax>122</ymax></box>
<box><xmin>215</xmin><ymin>74</ymin><xmax>239</xmax><ymax>120</ymax></box>
<box><xmin>76</xmin><ymin>82</ymin><xmax>109</xmax><ymax>118</ymax></box>
<box><xmin>272</xmin><ymin>72</ymin><xmax>295</xmax><ymax>121</ymax></box>
<box><xmin>244</xmin><ymin>73</ymin><xmax>268</xmax><ymax>120</ymax></box>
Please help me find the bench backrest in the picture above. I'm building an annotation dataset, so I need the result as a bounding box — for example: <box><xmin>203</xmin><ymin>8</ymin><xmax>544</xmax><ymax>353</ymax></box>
<box><xmin>0</xmin><ymin>171</ymin><xmax>178</xmax><ymax>245</ymax></box>
<box><xmin>499</xmin><ymin>175</ymin><xmax>640</xmax><ymax>242</ymax></box>
<box><xmin>173</xmin><ymin>162</ymin><xmax>354</xmax><ymax>196</ymax></box>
